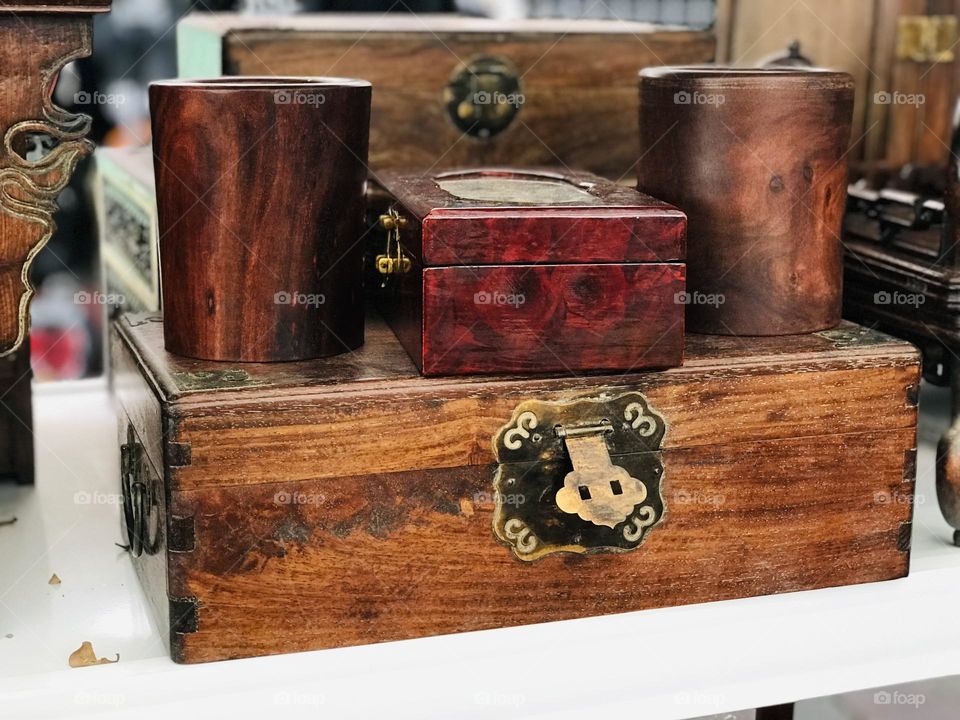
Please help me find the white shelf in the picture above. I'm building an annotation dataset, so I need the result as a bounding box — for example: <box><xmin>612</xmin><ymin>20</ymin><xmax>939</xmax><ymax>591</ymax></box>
<box><xmin>1</xmin><ymin>379</ymin><xmax>959</xmax><ymax>720</ymax></box>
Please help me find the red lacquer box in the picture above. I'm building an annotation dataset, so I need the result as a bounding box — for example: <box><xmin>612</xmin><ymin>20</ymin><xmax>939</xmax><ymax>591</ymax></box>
<box><xmin>370</xmin><ymin>168</ymin><xmax>686</xmax><ymax>376</ymax></box>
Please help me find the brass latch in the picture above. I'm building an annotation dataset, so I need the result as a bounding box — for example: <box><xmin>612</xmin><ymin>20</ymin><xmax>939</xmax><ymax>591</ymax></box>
<box><xmin>376</xmin><ymin>207</ymin><xmax>411</xmax><ymax>278</ymax></box>
<box><xmin>555</xmin><ymin>421</ymin><xmax>649</xmax><ymax>528</ymax></box>
<box><xmin>896</xmin><ymin>15</ymin><xmax>957</xmax><ymax>63</ymax></box>
<box><xmin>492</xmin><ymin>392</ymin><xmax>667</xmax><ymax>561</ymax></box>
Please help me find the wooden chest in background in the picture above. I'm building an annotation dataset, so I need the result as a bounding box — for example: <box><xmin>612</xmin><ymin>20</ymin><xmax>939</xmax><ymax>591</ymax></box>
<box><xmin>175</xmin><ymin>13</ymin><xmax>716</xmax><ymax>178</ymax></box>
<box><xmin>112</xmin><ymin>314</ymin><xmax>918</xmax><ymax>663</ymax></box>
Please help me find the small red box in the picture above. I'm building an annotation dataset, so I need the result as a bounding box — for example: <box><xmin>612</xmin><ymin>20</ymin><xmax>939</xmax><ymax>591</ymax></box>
<box><xmin>370</xmin><ymin>168</ymin><xmax>686</xmax><ymax>376</ymax></box>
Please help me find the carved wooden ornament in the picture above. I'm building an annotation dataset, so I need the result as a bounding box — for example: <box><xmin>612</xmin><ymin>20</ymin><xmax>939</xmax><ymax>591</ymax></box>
<box><xmin>0</xmin><ymin>3</ymin><xmax>108</xmax><ymax>356</ymax></box>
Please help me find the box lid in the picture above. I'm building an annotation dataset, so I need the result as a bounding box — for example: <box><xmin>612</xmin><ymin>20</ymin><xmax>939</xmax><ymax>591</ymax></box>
<box><xmin>374</xmin><ymin>168</ymin><xmax>686</xmax><ymax>266</ymax></box>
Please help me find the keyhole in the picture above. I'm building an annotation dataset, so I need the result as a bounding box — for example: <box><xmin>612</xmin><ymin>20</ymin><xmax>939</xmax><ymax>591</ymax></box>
<box><xmin>578</xmin><ymin>486</ymin><xmax>591</xmax><ymax>501</ymax></box>
<box><xmin>610</xmin><ymin>480</ymin><xmax>623</xmax><ymax>496</ymax></box>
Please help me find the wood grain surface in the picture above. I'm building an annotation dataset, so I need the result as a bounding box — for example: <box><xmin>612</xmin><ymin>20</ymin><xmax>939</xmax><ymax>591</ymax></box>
<box><xmin>378</xmin><ymin>168</ymin><xmax>686</xmax><ymax>265</ymax></box>
<box><xmin>177</xmin><ymin>13</ymin><xmax>716</xmax><ymax>178</ymax></box>
<box><xmin>149</xmin><ymin>77</ymin><xmax>370</xmax><ymax>362</ymax></box>
<box><xmin>112</xmin><ymin>315</ymin><xmax>918</xmax><ymax>662</ymax></box>
<box><xmin>418</xmin><ymin>263</ymin><xmax>684</xmax><ymax>375</ymax></box>
<box><xmin>638</xmin><ymin>67</ymin><xmax>854</xmax><ymax>335</ymax></box>
<box><xmin>165</xmin><ymin>427</ymin><xmax>914</xmax><ymax>662</ymax></box>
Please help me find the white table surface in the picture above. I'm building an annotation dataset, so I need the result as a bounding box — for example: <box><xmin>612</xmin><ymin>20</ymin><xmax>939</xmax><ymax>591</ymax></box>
<box><xmin>1</xmin><ymin>377</ymin><xmax>959</xmax><ymax>720</ymax></box>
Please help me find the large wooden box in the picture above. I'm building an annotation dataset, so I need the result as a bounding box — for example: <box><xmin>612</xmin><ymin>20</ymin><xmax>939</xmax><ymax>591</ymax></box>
<box><xmin>370</xmin><ymin>168</ymin><xmax>686</xmax><ymax>375</ymax></box>
<box><xmin>175</xmin><ymin>13</ymin><xmax>715</xmax><ymax>178</ymax></box>
<box><xmin>111</xmin><ymin>314</ymin><xmax>919</xmax><ymax>664</ymax></box>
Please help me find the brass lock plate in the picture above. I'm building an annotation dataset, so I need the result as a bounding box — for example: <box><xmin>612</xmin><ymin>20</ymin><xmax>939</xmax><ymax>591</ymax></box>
<box><xmin>444</xmin><ymin>56</ymin><xmax>523</xmax><ymax>139</ymax></box>
<box><xmin>492</xmin><ymin>391</ymin><xmax>667</xmax><ymax>561</ymax></box>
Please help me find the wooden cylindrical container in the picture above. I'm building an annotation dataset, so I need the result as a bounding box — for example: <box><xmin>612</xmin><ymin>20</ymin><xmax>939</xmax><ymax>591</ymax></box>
<box><xmin>637</xmin><ymin>67</ymin><xmax>854</xmax><ymax>335</ymax></box>
<box><xmin>149</xmin><ymin>77</ymin><xmax>371</xmax><ymax>361</ymax></box>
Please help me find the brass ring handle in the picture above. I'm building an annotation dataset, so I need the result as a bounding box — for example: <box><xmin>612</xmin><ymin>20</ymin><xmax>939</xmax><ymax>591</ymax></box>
<box><xmin>120</xmin><ymin>424</ymin><xmax>159</xmax><ymax>557</ymax></box>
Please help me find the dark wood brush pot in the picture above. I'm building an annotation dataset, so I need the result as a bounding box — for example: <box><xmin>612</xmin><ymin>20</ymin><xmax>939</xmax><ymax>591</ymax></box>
<box><xmin>637</xmin><ymin>66</ymin><xmax>854</xmax><ymax>336</ymax></box>
<box><xmin>149</xmin><ymin>77</ymin><xmax>371</xmax><ymax>361</ymax></box>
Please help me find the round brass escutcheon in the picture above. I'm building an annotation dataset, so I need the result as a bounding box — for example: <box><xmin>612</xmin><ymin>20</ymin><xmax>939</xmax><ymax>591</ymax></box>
<box><xmin>444</xmin><ymin>56</ymin><xmax>523</xmax><ymax>139</ymax></box>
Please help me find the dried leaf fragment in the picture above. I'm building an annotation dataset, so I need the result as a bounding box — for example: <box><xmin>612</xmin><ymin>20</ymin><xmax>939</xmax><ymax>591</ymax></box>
<box><xmin>68</xmin><ymin>641</ymin><xmax>119</xmax><ymax>668</ymax></box>
<box><xmin>48</xmin><ymin>574</ymin><xmax>60</xmax><ymax>585</ymax></box>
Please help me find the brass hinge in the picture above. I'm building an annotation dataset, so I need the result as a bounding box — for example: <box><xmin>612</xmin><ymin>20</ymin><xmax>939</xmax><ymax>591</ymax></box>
<box><xmin>375</xmin><ymin>207</ymin><xmax>411</xmax><ymax>281</ymax></box>
<box><xmin>896</xmin><ymin>15</ymin><xmax>957</xmax><ymax>63</ymax></box>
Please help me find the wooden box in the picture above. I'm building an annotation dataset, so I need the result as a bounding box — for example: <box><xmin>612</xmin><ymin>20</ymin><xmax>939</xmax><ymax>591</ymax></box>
<box><xmin>112</xmin><ymin>313</ymin><xmax>919</xmax><ymax>664</ymax></box>
<box><xmin>370</xmin><ymin>168</ymin><xmax>686</xmax><ymax>376</ymax></box>
<box><xmin>175</xmin><ymin>13</ymin><xmax>716</xmax><ymax>178</ymax></box>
